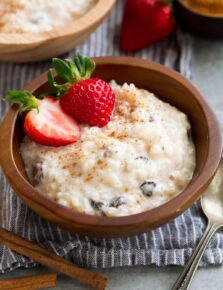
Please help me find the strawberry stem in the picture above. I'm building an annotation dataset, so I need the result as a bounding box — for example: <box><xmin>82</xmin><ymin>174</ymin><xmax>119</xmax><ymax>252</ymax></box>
<box><xmin>47</xmin><ymin>70</ymin><xmax>70</xmax><ymax>97</ymax></box>
<box><xmin>159</xmin><ymin>0</ymin><xmax>174</xmax><ymax>3</ymax></box>
<box><xmin>5</xmin><ymin>90</ymin><xmax>39</xmax><ymax>114</ymax></box>
<box><xmin>73</xmin><ymin>52</ymin><xmax>96</xmax><ymax>80</ymax></box>
<box><xmin>48</xmin><ymin>52</ymin><xmax>96</xmax><ymax>97</ymax></box>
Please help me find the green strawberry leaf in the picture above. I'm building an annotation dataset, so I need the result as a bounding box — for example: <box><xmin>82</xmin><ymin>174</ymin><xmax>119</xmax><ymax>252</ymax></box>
<box><xmin>5</xmin><ymin>90</ymin><xmax>33</xmax><ymax>101</ymax></box>
<box><xmin>47</xmin><ymin>52</ymin><xmax>96</xmax><ymax>97</ymax></box>
<box><xmin>74</xmin><ymin>53</ymin><xmax>85</xmax><ymax>76</ymax></box>
<box><xmin>52</xmin><ymin>58</ymin><xmax>75</xmax><ymax>83</ymax></box>
<box><xmin>75</xmin><ymin>53</ymin><xmax>96</xmax><ymax>79</ymax></box>
<box><xmin>65</xmin><ymin>59</ymin><xmax>81</xmax><ymax>81</ymax></box>
<box><xmin>47</xmin><ymin>70</ymin><xmax>70</xmax><ymax>97</ymax></box>
<box><xmin>5</xmin><ymin>90</ymin><xmax>39</xmax><ymax>115</ymax></box>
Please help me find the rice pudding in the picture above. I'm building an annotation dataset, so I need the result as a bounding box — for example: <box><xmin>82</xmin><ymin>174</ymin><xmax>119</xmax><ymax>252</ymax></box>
<box><xmin>20</xmin><ymin>81</ymin><xmax>196</xmax><ymax>217</ymax></box>
<box><xmin>0</xmin><ymin>0</ymin><xmax>97</xmax><ymax>33</ymax></box>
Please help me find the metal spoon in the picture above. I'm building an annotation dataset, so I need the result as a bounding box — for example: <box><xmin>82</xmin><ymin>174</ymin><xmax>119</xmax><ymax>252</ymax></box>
<box><xmin>172</xmin><ymin>158</ymin><xmax>223</xmax><ymax>290</ymax></box>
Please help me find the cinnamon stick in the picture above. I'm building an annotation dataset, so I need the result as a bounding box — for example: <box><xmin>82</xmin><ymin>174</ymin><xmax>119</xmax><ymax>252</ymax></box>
<box><xmin>0</xmin><ymin>227</ymin><xmax>108</xmax><ymax>290</ymax></box>
<box><xmin>0</xmin><ymin>273</ymin><xmax>56</xmax><ymax>290</ymax></box>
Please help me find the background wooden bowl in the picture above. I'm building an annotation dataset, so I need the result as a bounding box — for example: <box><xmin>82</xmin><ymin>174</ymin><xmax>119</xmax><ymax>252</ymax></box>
<box><xmin>175</xmin><ymin>0</ymin><xmax>223</xmax><ymax>39</ymax></box>
<box><xmin>0</xmin><ymin>0</ymin><xmax>116</xmax><ymax>63</ymax></box>
<box><xmin>0</xmin><ymin>57</ymin><xmax>222</xmax><ymax>237</ymax></box>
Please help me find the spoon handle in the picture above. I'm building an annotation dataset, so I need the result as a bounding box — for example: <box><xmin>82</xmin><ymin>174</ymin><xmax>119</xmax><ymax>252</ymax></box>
<box><xmin>172</xmin><ymin>220</ymin><xmax>220</xmax><ymax>290</ymax></box>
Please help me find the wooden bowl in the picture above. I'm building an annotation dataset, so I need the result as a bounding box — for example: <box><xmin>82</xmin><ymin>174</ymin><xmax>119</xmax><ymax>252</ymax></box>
<box><xmin>0</xmin><ymin>0</ymin><xmax>116</xmax><ymax>63</ymax></box>
<box><xmin>175</xmin><ymin>0</ymin><xmax>223</xmax><ymax>39</ymax></box>
<box><xmin>0</xmin><ymin>57</ymin><xmax>222</xmax><ymax>237</ymax></box>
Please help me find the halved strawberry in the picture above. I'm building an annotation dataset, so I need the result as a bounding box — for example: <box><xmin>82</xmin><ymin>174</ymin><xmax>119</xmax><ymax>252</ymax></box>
<box><xmin>5</xmin><ymin>91</ymin><xmax>80</xmax><ymax>147</ymax></box>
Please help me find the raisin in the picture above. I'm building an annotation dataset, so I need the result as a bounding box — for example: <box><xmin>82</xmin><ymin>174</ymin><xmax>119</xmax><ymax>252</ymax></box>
<box><xmin>187</xmin><ymin>129</ymin><xmax>193</xmax><ymax>141</ymax></box>
<box><xmin>103</xmin><ymin>149</ymin><xmax>113</xmax><ymax>158</ymax></box>
<box><xmin>110</xmin><ymin>196</ymin><xmax>125</xmax><ymax>208</ymax></box>
<box><xmin>135</xmin><ymin>156</ymin><xmax>149</xmax><ymax>162</ymax></box>
<box><xmin>101</xmin><ymin>211</ymin><xmax>107</xmax><ymax>217</ymax></box>
<box><xmin>149</xmin><ymin>116</ymin><xmax>154</xmax><ymax>122</ymax></box>
<box><xmin>90</xmin><ymin>199</ymin><xmax>104</xmax><ymax>211</ymax></box>
<box><xmin>140</xmin><ymin>181</ymin><xmax>156</xmax><ymax>197</ymax></box>
<box><xmin>32</xmin><ymin>162</ymin><xmax>43</xmax><ymax>186</ymax></box>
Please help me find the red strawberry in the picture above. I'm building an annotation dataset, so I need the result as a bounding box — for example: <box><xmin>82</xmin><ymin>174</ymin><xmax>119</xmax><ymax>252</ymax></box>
<box><xmin>48</xmin><ymin>53</ymin><xmax>115</xmax><ymax>128</ymax></box>
<box><xmin>120</xmin><ymin>0</ymin><xmax>175</xmax><ymax>52</ymax></box>
<box><xmin>5</xmin><ymin>92</ymin><xmax>80</xmax><ymax>146</ymax></box>
<box><xmin>60</xmin><ymin>78</ymin><xmax>115</xmax><ymax>128</ymax></box>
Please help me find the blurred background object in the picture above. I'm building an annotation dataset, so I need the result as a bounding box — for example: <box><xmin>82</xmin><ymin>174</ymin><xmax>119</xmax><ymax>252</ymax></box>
<box><xmin>0</xmin><ymin>0</ymin><xmax>116</xmax><ymax>62</ymax></box>
<box><xmin>175</xmin><ymin>0</ymin><xmax>223</xmax><ymax>39</ymax></box>
<box><xmin>120</xmin><ymin>0</ymin><xmax>175</xmax><ymax>52</ymax></box>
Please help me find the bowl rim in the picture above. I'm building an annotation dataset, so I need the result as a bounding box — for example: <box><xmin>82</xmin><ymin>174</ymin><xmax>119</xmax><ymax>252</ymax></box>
<box><xmin>0</xmin><ymin>0</ymin><xmax>116</xmax><ymax>45</ymax></box>
<box><xmin>177</xmin><ymin>0</ymin><xmax>223</xmax><ymax>19</ymax></box>
<box><xmin>0</xmin><ymin>56</ymin><xmax>222</xmax><ymax>228</ymax></box>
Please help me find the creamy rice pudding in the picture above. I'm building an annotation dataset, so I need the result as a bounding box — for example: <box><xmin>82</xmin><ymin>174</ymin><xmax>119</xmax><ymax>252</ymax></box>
<box><xmin>21</xmin><ymin>81</ymin><xmax>196</xmax><ymax>217</ymax></box>
<box><xmin>0</xmin><ymin>0</ymin><xmax>97</xmax><ymax>33</ymax></box>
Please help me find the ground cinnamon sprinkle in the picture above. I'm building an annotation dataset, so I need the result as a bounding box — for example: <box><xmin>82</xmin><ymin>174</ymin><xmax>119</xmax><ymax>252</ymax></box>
<box><xmin>180</xmin><ymin>0</ymin><xmax>223</xmax><ymax>16</ymax></box>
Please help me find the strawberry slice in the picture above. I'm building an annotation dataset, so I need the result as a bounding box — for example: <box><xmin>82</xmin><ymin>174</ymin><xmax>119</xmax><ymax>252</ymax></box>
<box><xmin>5</xmin><ymin>92</ymin><xmax>80</xmax><ymax>147</ymax></box>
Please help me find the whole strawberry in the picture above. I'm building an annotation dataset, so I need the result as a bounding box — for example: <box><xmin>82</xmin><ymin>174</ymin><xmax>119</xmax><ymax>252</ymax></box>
<box><xmin>48</xmin><ymin>53</ymin><xmax>115</xmax><ymax>128</ymax></box>
<box><xmin>120</xmin><ymin>0</ymin><xmax>175</xmax><ymax>52</ymax></box>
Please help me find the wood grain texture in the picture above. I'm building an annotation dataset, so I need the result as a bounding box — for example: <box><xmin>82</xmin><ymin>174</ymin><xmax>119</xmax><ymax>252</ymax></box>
<box><xmin>0</xmin><ymin>57</ymin><xmax>222</xmax><ymax>237</ymax></box>
<box><xmin>175</xmin><ymin>1</ymin><xmax>223</xmax><ymax>39</ymax></box>
<box><xmin>0</xmin><ymin>273</ymin><xmax>57</xmax><ymax>290</ymax></box>
<box><xmin>0</xmin><ymin>227</ymin><xmax>108</xmax><ymax>290</ymax></box>
<box><xmin>0</xmin><ymin>0</ymin><xmax>116</xmax><ymax>62</ymax></box>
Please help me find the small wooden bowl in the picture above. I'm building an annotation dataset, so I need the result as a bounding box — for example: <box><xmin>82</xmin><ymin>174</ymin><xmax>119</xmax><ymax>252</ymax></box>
<box><xmin>175</xmin><ymin>0</ymin><xmax>223</xmax><ymax>39</ymax></box>
<box><xmin>0</xmin><ymin>0</ymin><xmax>116</xmax><ymax>63</ymax></box>
<box><xmin>0</xmin><ymin>57</ymin><xmax>222</xmax><ymax>237</ymax></box>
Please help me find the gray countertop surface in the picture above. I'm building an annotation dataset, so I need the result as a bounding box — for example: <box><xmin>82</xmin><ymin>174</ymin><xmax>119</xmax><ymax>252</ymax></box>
<box><xmin>1</xmin><ymin>36</ymin><xmax>223</xmax><ymax>290</ymax></box>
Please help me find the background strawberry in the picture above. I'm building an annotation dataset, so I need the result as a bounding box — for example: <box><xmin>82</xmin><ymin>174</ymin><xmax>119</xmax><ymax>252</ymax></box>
<box><xmin>5</xmin><ymin>92</ymin><xmax>80</xmax><ymax>147</ymax></box>
<box><xmin>48</xmin><ymin>53</ymin><xmax>115</xmax><ymax>128</ymax></box>
<box><xmin>120</xmin><ymin>0</ymin><xmax>175</xmax><ymax>52</ymax></box>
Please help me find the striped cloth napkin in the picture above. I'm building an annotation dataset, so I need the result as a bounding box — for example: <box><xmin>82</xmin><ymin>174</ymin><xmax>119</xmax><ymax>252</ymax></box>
<box><xmin>0</xmin><ymin>0</ymin><xmax>222</xmax><ymax>273</ymax></box>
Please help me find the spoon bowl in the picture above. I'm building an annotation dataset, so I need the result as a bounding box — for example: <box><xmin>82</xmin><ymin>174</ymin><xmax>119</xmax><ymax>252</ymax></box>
<box><xmin>202</xmin><ymin>159</ymin><xmax>223</xmax><ymax>223</ymax></box>
<box><xmin>173</xmin><ymin>158</ymin><xmax>223</xmax><ymax>290</ymax></box>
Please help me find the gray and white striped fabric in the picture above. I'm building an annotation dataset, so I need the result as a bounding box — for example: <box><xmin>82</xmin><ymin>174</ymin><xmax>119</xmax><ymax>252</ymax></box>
<box><xmin>0</xmin><ymin>1</ymin><xmax>222</xmax><ymax>273</ymax></box>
